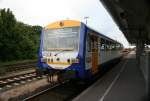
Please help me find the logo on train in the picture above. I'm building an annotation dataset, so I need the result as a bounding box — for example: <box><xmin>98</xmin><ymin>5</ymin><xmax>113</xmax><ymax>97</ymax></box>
<box><xmin>59</xmin><ymin>22</ymin><xmax>64</xmax><ymax>27</ymax></box>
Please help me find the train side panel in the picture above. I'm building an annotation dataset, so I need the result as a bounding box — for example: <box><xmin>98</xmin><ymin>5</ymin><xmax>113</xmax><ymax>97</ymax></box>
<box><xmin>100</xmin><ymin>50</ymin><xmax>121</xmax><ymax>65</ymax></box>
<box><xmin>38</xmin><ymin>29</ymin><xmax>49</xmax><ymax>70</ymax></box>
<box><xmin>84</xmin><ymin>27</ymin><xmax>123</xmax><ymax>78</ymax></box>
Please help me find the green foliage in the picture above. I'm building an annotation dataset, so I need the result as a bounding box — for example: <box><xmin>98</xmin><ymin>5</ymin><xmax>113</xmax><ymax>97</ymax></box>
<box><xmin>0</xmin><ymin>8</ymin><xmax>42</xmax><ymax>62</ymax></box>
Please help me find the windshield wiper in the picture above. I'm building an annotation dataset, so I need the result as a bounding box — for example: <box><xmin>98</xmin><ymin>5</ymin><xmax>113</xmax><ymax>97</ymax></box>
<box><xmin>54</xmin><ymin>49</ymin><xmax>73</xmax><ymax>56</ymax></box>
<box><xmin>54</xmin><ymin>50</ymin><xmax>66</xmax><ymax>56</ymax></box>
<box><xmin>47</xmin><ymin>48</ymin><xmax>74</xmax><ymax>51</ymax></box>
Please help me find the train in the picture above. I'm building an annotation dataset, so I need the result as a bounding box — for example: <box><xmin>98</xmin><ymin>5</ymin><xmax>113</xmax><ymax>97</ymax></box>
<box><xmin>37</xmin><ymin>20</ymin><xmax>123</xmax><ymax>80</ymax></box>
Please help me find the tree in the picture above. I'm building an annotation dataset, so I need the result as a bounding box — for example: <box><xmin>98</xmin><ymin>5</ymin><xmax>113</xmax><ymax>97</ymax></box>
<box><xmin>0</xmin><ymin>9</ymin><xmax>42</xmax><ymax>62</ymax></box>
<box><xmin>0</xmin><ymin>8</ymin><xmax>16</xmax><ymax>61</ymax></box>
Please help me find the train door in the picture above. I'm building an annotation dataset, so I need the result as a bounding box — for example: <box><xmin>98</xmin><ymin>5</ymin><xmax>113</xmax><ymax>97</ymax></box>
<box><xmin>91</xmin><ymin>35</ymin><xmax>98</xmax><ymax>74</ymax></box>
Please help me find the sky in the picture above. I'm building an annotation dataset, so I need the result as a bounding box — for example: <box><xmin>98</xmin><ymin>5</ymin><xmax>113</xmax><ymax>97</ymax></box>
<box><xmin>0</xmin><ymin>0</ymin><xmax>129</xmax><ymax>47</ymax></box>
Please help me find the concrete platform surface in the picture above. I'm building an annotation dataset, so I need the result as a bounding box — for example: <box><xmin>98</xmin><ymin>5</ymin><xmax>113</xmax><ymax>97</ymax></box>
<box><xmin>73</xmin><ymin>51</ymin><xmax>146</xmax><ymax>101</ymax></box>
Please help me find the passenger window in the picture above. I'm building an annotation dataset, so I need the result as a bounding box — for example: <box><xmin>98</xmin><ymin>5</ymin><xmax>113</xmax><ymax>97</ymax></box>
<box><xmin>87</xmin><ymin>33</ymin><xmax>92</xmax><ymax>52</ymax></box>
<box><xmin>98</xmin><ymin>38</ymin><xmax>101</xmax><ymax>52</ymax></box>
<box><xmin>91</xmin><ymin>37</ymin><xmax>94</xmax><ymax>49</ymax></box>
<box><xmin>101</xmin><ymin>44</ymin><xmax>105</xmax><ymax>50</ymax></box>
<box><xmin>112</xmin><ymin>44</ymin><xmax>115</xmax><ymax>49</ymax></box>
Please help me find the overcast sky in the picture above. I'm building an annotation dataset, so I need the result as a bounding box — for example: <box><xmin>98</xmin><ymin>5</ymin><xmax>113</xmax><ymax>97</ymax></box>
<box><xmin>0</xmin><ymin>0</ymin><xmax>129</xmax><ymax>47</ymax></box>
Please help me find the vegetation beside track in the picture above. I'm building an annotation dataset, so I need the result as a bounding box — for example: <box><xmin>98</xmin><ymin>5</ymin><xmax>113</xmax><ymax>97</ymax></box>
<box><xmin>0</xmin><ymin>60</ymin><xmax>37</xmax><ymax>75</ymax></box>
<box><xmin>0</xmin><ymin>59</ymin><xmax>37</xmax><ymax>66</ymax></box>
<box><xmin>0</xmin><ymin>8</ymin><xmax>42</xmax><ymax>62</ymax></box>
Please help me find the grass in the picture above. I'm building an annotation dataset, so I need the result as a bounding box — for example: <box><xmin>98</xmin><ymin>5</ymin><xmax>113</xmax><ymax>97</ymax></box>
<box><xmin>0</xmin><ymin>59</ymin><xmax>37</xmax><ymax>76</ymax></box>
<box><xmin>0</xmin><ymin>59</ymin><xmax>37</xmax><ymax>66</ymax></box>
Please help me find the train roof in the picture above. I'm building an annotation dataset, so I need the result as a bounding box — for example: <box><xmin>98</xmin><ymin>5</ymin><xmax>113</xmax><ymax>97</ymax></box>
<box><xmin>45</xmin><ymin>20</ymin><xmax>122</xmax><ymax>45</ymax></box>
<box><xmin>45</xmin><ymin>20</ymin><xmax>80</xmax><ymax>29</ymax></box>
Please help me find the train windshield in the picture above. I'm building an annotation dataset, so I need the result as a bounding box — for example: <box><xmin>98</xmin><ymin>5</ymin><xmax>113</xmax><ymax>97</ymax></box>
<box><xmin>43</xmin><ymin>27</ymin><xmax>80</xmax><ymax>51</ymax></box>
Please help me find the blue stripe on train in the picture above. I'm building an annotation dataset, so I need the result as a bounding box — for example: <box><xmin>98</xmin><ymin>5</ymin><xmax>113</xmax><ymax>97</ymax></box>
<box><xmin>38</xmin><ymin>29</ymin><xmax>47</xmax><ymax>69</ymax></box>
<box><xmin>66</xmin><ymin>23</ymin><xmax>91</xmax><ymax>79</ymax></box>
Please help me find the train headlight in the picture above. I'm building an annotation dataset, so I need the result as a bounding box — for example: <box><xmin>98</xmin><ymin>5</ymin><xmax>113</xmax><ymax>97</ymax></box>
<box><xmin>67</xmin><ymin>59</ymin><xmax>71</xmax><ymax>63</ymax></box>
<box><xmin>51</xmin><ymin>59</ymin><xmax>53</xmax><ymax>62</ymax></box>
<box><xmin>41</xmin><ymin>57</ymin><xmax>47</xmax><ymax>63</ymax></box>
<box><xmin>71</xmin><ymin>58</ymin><xmax>79</xmax><ymax>63</ymax></box>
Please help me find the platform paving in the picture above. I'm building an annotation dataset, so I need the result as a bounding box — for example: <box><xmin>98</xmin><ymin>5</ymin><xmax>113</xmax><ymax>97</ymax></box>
<box><xmin>73</xmin><ymin>51</ymin><xmax>146</xmax><ymax>101</ymax></box>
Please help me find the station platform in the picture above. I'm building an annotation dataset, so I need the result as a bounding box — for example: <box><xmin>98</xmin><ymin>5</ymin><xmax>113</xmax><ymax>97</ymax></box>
<box><xmin>73</xmin><ymin>51</ymin><xmax>146</xmax><ymax>101</ymax></box>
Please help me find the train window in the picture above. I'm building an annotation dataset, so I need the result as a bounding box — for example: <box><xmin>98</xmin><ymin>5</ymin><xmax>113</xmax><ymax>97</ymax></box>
<box><xmin>105</xmin><ymin>40</ymin><xmax>110</xmax><ymax>50</ymax></box>
<box><xmin>116</xmin><ymin>44</ymin><xmax>121</xmax><ymax>49</ymax></box>
<box><xmin>101</xmin><ymin>44</ymin><xmax>105</xmax><ymax>50</ymax></box>
<box><xmin>91</xmin><ymin>37</ymin><xmax>94</xmax><ymax>49</ymax></box>
<box><xmin>98</xmin><ymin>38</ymin><xmax>101</xmax><ymax>52</ymax></box>
<box><xmin>87</xmin><ymin>33</ymin><xmax>91</xmax><ymax>52</ymax></box>
<box><xmin>108</xmin><ymin>42</ymin><xmax>113</xmax><ymax>50</ymax></box>
<box><xmin>43</xmin><ymin>27</ymin><xmax>80</xmax><ymax>51</ymax></box>
<box><xmin>100</xmin><ymin>38</ymin><xmax>105</xmax><ymax>50</ymax></box>
<box><xmin>111</xmin><ymin>44</ymin><xmax>115</xmax><ymax>50</ymax></box>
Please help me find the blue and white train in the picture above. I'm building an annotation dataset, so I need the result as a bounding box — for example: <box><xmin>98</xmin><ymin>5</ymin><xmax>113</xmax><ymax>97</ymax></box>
<box><xmin>38</xmin><ymin>20</ymin><xmax>123</xmax><ymax>79</ymax></box>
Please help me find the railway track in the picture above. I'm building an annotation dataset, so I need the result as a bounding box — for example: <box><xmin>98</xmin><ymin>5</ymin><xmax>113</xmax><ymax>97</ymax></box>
<box><xmin>0</xmin><ymin>56</ymin><xmax>125</xmax><ymax>100</ymax></box>
<box><xmin>21</xmin><ymin>57</ymin><xmax>125</xmax><ymax>101</ymax></box>
<box><xmin>0</xmin><ymin>71</ymin><xmax>71</xmax><ymax>101</ymax></box>
<box><xmin>22</xmin><ymin>80</ymin><xmax>69</xmax><ymax>101</ymax></box>
<box><xmin>0</xmin><ymin>71</ymin><xmax>46</xmax><ymax>91</ymax></box>
<box><xmin>22</xmin><ymin>79</ymin><xmax>88</xmax><ymax>101</ymax></box>
<box><xmin>0</xmin><ymin>60</ymin><xmax>37</xmax><ymax>74</ymax></box>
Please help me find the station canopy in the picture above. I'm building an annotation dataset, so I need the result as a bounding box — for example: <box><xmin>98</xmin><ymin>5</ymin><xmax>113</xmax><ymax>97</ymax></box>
<box><xmin>100</xmin><ymin>0</ymin><xmax>150</xmax><ymax>45</ymax></box>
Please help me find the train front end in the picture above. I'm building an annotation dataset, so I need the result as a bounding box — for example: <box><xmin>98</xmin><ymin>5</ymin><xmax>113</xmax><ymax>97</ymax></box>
<box><xmin>38</xmin><ymin>20</ymin><xmax>86</xmax><ymax>79</ymax></box>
